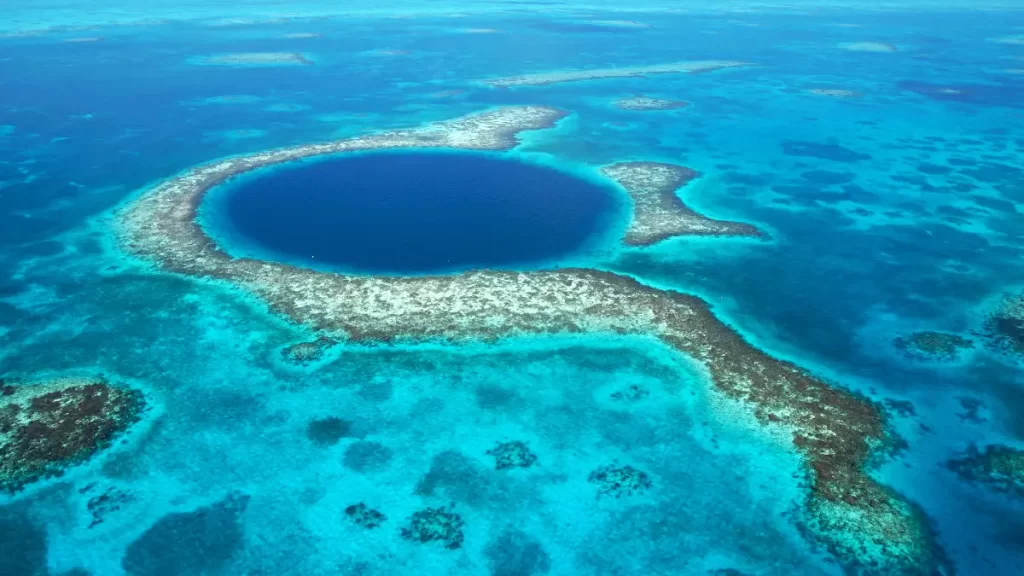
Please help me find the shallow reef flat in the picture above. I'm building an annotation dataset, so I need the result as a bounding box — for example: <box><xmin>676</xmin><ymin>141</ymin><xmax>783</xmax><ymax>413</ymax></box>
<box><xmin>192</xmin><ymin>52</ymin><xmax>313</xmax><ymax>66</ymax></box>
<box><xmin>0</xmin><ymin>376</ymin><xmax>145</xmax><ymax>494</ymax></box>
<box><xmin>615</xmin><ymin>96</ymin><xmax>688</xmax><ymax>111</ymax></box>
<box><xmin>838</xmin><ymin>42</ymin><xmax>898</xmax><ymax>53</ymax></box>
<box><xmin>807</xmin><ymin>88</ymin><xmax>862</xmax><ymax>98</ymax></box>
<box><xmin>481</xmin><ymin>60</ymin><xmax>750</xmax><ymax>88</ymax></box>
<box><xmin>601</xmin><ymin>162</ymin><xmax>764</xmax><ymax>245</ymax></box>
<box><xmin>116</xmin><ymin>106</ymin><xmax>947</xmax><ymax>574</ymax></box>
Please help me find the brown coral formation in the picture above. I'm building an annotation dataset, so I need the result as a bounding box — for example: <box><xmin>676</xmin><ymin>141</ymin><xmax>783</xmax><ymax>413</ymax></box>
<box><xmin>601</xmin><ymin>162</ymin><xmax>764</xmax><ymax>245</ymax></box>
<box><xmin>0</xmin><ymin>376</ymin><xmax>145</xmax><ymax>493</ymax></box>
<box><xmin>115</xmin><ymin>106</ymin><xmax>943</xmax><ymax>573</ymax></box>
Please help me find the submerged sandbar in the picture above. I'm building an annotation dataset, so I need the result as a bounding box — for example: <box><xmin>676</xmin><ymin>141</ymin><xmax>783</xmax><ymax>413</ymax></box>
<box><xmin>193</xmin><ymin>52</ymin><xmax>313</xmax><ymax>66</ymax></box>
<box><xmin>481</xmin><ymin>61</ymin><xmax>750</xmax><ymax>88</ymax></box>
<box><xmin>615</xmin><ymin>96</ymin><xmax>688</xmax><ymax>111</ymax></box>
<box><xmin>117</xmin><ymin>106</ymin><xmax>945</xmax><ymax>574</ymax></box>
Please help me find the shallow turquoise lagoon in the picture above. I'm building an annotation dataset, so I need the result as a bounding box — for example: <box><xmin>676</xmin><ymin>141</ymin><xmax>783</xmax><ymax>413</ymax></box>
<box><xmin>1</xmin><ymin>2</ymin><xmax>1023</xmax><ymax>575</ymax></box>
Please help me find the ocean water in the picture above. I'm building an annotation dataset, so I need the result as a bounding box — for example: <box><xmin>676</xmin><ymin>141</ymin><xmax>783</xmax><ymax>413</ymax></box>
<box><xmin>202</xmin><ymin>151</ymin><xmax>622</xmax><ymax>274</ymax></box>
<box><xmin>0</xmin><ymin>2</ymin><xmax>1022</xmax><ymax>576</ymax></box>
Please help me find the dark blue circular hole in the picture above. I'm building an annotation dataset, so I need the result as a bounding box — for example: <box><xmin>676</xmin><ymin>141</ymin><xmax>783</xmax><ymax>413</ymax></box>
<box><xmin>207</xmin><ymin>151</ymin><xmax>618</xmax><ymax>274</ymax></box>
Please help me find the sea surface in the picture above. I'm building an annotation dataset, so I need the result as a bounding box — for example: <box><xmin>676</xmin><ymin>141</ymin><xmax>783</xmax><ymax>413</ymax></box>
<box><xmin>1</xmin><ymin>2</ymin><xmax>1023</xmax><ymax>575</ymax></box>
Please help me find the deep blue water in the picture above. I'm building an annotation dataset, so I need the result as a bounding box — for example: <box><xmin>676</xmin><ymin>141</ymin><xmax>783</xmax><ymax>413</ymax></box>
<box><xmin>209</xmin><ymin>152</ymin><xmax>617</xmax><ymax>273</ymax></box>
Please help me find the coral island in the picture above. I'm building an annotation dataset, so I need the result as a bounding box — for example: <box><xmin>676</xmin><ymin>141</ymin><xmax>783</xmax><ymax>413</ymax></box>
<box><xmin>615</xmin><ymin>96</ymin><xmax>688</xmax><ymax>111</ymax></box>
<box><xmin>345</xmin><ymin>503</ymin><xmax>387</xmax><ymax>529</ymax></box>
<box><xmin>0</xmin><ymin>376</ymin><xmax>145</xmax><ymax>493</ymax></box>
<box><xmin>946</xmin><ymin>444</ymin><xmax>1023</xmax><ymax>498</ymax></box>
<box><xmin>588</xmin><ymin>464</ymin><xmax>652</xmax><ymax>498</ymax></box>
<box><xmin>601</xmin><ymin>162</ymin><xmax>764</xmax><ymax>245</ymax></box>
<box><xmin>481</xmin><ymin>61</ymin><xmax>750</xmax><ymax>88</ymax></box>
<box><xmin>194</xmin><ymin>52</ymin><xmax>312</xmax><ymax>66</ymax></box>
<box><xmin>115</xmin><ymin>105</ymin><xmax>947</xmax><ymax>574</ymax></box>
<box><xmin>893</xmin><ymin>331</ymin><xmax>974</xmax><ymax>361</ymax></box>
<box><xmin>487</xmin><ymin>441</ymin><xmax>538</xmax><ymax>470</ymax></box>
<box><xmin>401</xmin><ymin>505</ymin><xmax>465</xmax><ymax>549</ymax></box>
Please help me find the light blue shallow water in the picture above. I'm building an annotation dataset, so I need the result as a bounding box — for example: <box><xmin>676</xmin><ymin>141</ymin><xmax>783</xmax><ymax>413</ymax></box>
<box><xmin>1</xmin><ymin>4</ymin><xmax>1023</xmax><ymax>575</ymax></box>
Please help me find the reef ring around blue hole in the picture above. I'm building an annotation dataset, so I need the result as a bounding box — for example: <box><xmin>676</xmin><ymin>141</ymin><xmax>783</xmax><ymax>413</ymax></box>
<box><xmin>200</xmin><ymin>150</ymin><xmax>622</xmax><ymax>275</ymax></box>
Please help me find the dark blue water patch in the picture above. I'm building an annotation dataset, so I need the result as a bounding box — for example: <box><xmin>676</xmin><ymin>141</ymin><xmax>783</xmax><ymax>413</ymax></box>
<box><xmin>723</xmin><ymin>172</ymin><xmax>773</xmax><ymax>186</ymax></box>
<box><xmin>781</xmin><ymin>141</ymin><xmax>871</xmax><ymax>162</ymax></box>
<box><xmin>899</xmin><ymin>81</ymin><xmax>1024</xmax><ymax>108</ymax></box>
<box><xmin>208</xmin><ymin>152</ymin><xmax>619</xmax><ymax>275</ymax></box>
<box><xmin>0</xmin><ymin>504</ymin><xmax>48</xmax><ymax>576</ymax></box>
<box><xmin>960</xmin><ymin>163</ymin><xmax>1022</xmax><ymax>184</ymax></box>
<box><xmin>122</xmin><ymin>492</ymin><xmax>249</xmax><ymax>576</ymax></box>
<box><xmin>801</xmin><ymin>170</ymin><xmax>856</xmax><ymax>186</ymax></box>
<box><xmin>972</xmin><ymin>196</ymin><xmax>1017</xmax><ymax>214</ymax></box>
<box><xmin>918</xmin><ymin>162</ymin><xmax>953</xmax><ymax>176</ymax></box>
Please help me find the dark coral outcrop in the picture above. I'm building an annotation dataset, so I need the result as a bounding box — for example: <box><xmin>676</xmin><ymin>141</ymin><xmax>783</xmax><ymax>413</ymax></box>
<box><xmin>487</xmin><ymin>441</ymin><xmax>538</xmax><ymax>470</ymax></box>
<box><xmin>947</xmin><ymin>444</ymin><xmax>1024</xmax><ymax>498</ymax></box>
<box><xmin>0</xmin><ymin>376</ymin><xmax>145</xmax><ymax>493</ymax></box>
<box><xmin>588</xmin><ymin>464</ymin><xmax>652</xmax><ymax>498</ymax></box>
<box><xmin>401</xmin><ymin>505</ymin><xmax>466</xmax><ymax>550</ymax></box>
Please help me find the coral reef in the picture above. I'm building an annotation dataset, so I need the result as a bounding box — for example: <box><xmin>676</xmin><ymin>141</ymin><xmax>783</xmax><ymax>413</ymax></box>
<box><xmin>981</xmin><ymin>292</ymin><xmax>1024</xmax><ymax>355</ymax></box>
<box><xmin>81</xmin><ymin>483</ymin><xmax>134</xmax><ymax>528</ymax></box>
<box><xmin>601</xmin><ymin>162</ymin><xmax>764</xmax><ymax>245</ymax></box>
<box><xmin>615</xmin><ymin>96</ymin><xmax>688</xmax><ymax>111</ymax></box>
<box><xmin>401</xmin><ymin>505</ymin><xmax>465</xmax><ymax>550</ymax></box>
<box><xmin>481</xmin><ymin>61</ymin><xmax>750</xmax><ymax>87</ymax></box>
<box><xmin>194</xmin><ymin>52</ymin><xmax>312</xmax><ymax>66</ymax></box>
<box><xmin>487</xmin><ymin>441</ymin><xmax>538</xmax><ymax>470</ymax></box>
<box><xmin>947</xmin><ymin>444</ymin><xmax>1024</xmax><ymax>498</ymax></box>
<box><xmin>610</xmin><ymin>384</ymin><xmax>649</xmax><ymax>403</ymax></box>
<box><xmin>281</xmin><ymin>336</ymin><xmax>336</xmax><ymax>364</ymax></box>
<box><xmin>893</xmin><ymin>331</ymin><xmax>974</xmax><ymax>361</ymax></box>
<box><xmin>345</xmin><ymin>503</ymin><xmax>387</xmax><ymax>529</ymax></box>
<box><xmin>955</xmin><ymin>397</ymin><xmax>986</xmax><ymax>424</ymax></box>
<box><xmin>0</xmin><ymin>376</ymin><xmax>145</xmax><ymax>493</ymax></box>
<box><xmin>306</xmin><ymin>416</ymin><xmax>352</xmax><ymax>446</ymax></box>
<box><xmin>588</xmin><ymin>464</ymin><xmax>652</xmax><ymax>498</ymax></box>
<box><xmin>115</xmin><ymin>106</ymin><xmax>947</xmax><ymax>573</ymax></box>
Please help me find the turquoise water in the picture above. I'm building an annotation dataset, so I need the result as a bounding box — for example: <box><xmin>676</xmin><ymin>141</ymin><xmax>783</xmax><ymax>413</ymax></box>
<box><xmin>1</xmin><ymin>2</ymin><xmax>1023</xmax><ymax>575</ymax></box>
